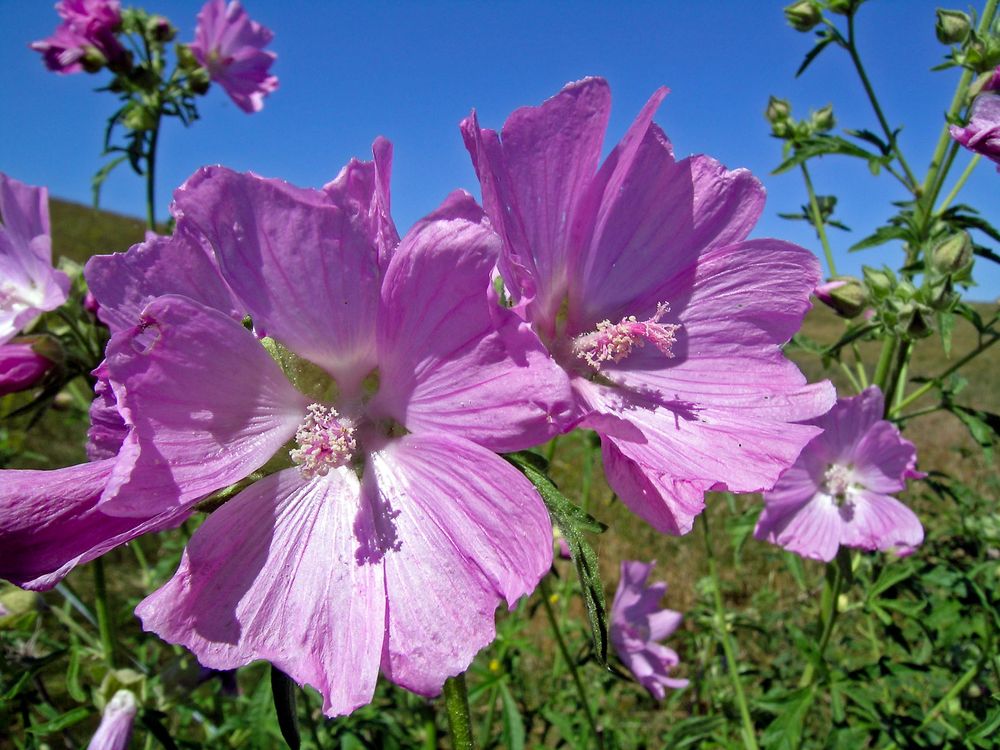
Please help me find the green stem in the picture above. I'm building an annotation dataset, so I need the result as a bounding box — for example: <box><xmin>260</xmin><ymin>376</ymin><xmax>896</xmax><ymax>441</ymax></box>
<box><xmin>891</xmin><ymin>333</ymin><xmax>999</xmax><ymax>415</ymax></box>
<box><xmin>144</xmin><ymin>116</ymin><xmax>161</xmax><ymax>231</ymax></box>
<box><xmin>919</xmin><ymin>0</ymin><xmax>997</xmax><ymax>220</ymax></box>
<box><xmin>798</xmin><ymin>557</ymin><xmax>844</xmax><ymax>687</ymax></box>
<box><xmin>845</xmin><ymin>13</ymin><xmax>919</xmax><ymax>192</ymax></box>
<box><xmin>478</xmin><ymin>683</ymin><xmax>499</xmax><ymax>748</ymax></box>
<box><xmin>800</xmin><ymin>163</ymin><xmax>837</xmax><ymax>277</ymax></box>
<box><xmin>701</xmin><ymin>514</ymin><xmax>760</xmax><ymax>750</ymax></box>
<box><xmin>837</xmin><ymin>361</ymin><xmax>862</xmax><ymax>394</ymax></box>
<box><xmin>92</xmin><ymin>558</ymin><xmax>116</xmax><ymax>668</ymax></box>
<box><xmin>883</xmin><ymin>660</ymin><xmax>982</xmax><ymax>750</ymax></box>
<box><xmin>539</xmin><ymin>576</ymin><xmax>602</xmax><ymax>748</ymax></box>
<box><xmin>883</xmin><ymin>340</ymin><xmax>912</xmax><ymax>415</ymax></box>
<box><xmin>872</xmin><ymin>337</ymin><xmax>897</xmax><ymax>394</ymax></box>
<box><xmin>443</xmin><ymin>675</ymin><xmax>475</xmax><ymax>750</ymax></box>
<box><xmin>937</xmin><ymin>155</ymin><xmax>981</xmax><ymax>214</ymax></box>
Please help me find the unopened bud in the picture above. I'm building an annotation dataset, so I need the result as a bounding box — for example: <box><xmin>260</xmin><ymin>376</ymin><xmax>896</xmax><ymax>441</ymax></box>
<box><xmin>810</xmin><ymin>104</ymin><xmax>835</xmax><ymax>132</ymax></box>
<box><xmin>766</xmin><ymin>96</ymin><xmax>792</xmax><ymax>124</ymax></box>
<box><xmin>188</xmin><ymin>67</ymin><xmax>211</xmax><ymax>95</ymax></box>
<box><xmin>863</xmin><ymin>266</ymin><xmax>894</xmax><ymax>296</ymax></box>
<box><xmin>936</xmin><ymin>9</ymin><xmax>971</xmax><ymax>45</ymax></box>
<box><xmin>931</xmin><ymin>232</ymin><xmax>973</xmax><ymax>275</ymax></box>
<box><xmin>148</xmin><ymin>15</ymin><xmax>177</xmax><ymax>42</ymax></box>
<box><xmin>0</xmin><ymin>338</ymin><xmax>59</xmax><ymax>396</ymax></box>
<box><xmin>815</xmin><ymin>277</ymin><xmax>867</xmax><ymax>318</ymax></box>
<box><xmin>81</xmin><ymin>46</ymin><xmax>107</xmax><ymax>73</ymax></box>
<box><xmin>826</xmin><ymin>0</ymin><xmax>858</xmax><ymax>16</ymax></box>
<box><xmin>176</xmin><ymin>43</ymin><xmax>200</xmax><ymax>72</ymax></box>
<box><xmin>784</xmin><ymin>0</ymin><xmax>822</xmax><ymax>32</ymax></box>
<box><xmin>123</xmin><ymin>104</ymin><xmax>158</xmax><ymax>132</ymax></box>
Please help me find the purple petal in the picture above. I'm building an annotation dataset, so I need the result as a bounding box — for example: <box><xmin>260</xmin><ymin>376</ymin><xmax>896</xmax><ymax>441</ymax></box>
<box><xmin>86</xmin><ymin>362</ymin><xmax>127</xmax><ymax>461</ymax></box>
<box><xmin>757</xmin><ymin>492</ymin><xmax>842</xmax><ymax>562</ymax></box>
<box><xmin>0</xmin><ymin>459</ymin><xmax>189</xmax><ymax>590</ymax></box>
<box><xmin>840</xmin><ymin>489</ymin><xmax>923</xmax><ymax>554</ymax></box>
<box><xmin>101</xmin><ymin>295</ymin><xmax>307</xmax><ymax>516</ymax></box>
<box><xmin>137</xmin><ymin>468</ymin><xmax>386</xmax><ymax>717</ymax></box>
<box><xmin>173</xmin><ymin>167</ymin><xmax>381</xmax><ymax>391</ymax></box>
<box><xmin>368</xmin><ymin>433</ymin><xmax>552</xmax><ymax>695</ymax></box>
<box><xmin>373</xmin><ymin>191</ymin><xmax>572</xmax><ymax>451</ymax></box>
<box><xmin>0</xmin><ymin>172</ymin><xmax>50</xmax><ymax>253</ymax></box>
<box><xmin>85</xmin><ymin>229</ymin><xmax>241</xmax><ymax>335</ymax></box>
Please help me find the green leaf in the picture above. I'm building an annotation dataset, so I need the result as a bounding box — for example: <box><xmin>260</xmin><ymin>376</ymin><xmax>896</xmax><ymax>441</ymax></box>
<box><xmin>946</xmin><ymin>404</ymin><xmax>1000</xmax><ymax>461</ymax></box>
<box><xmin>939</xmin><ymin>311</ymin><xmax>955</xmax><ymax>357</ymax></box>
<box><xmin>849</xmin><ymin>224</ymin><xmax>910</xmax><ymax>252</ymax></box>
<box><xmin>796</xmin><ymin>33</ymin><xmax>836</xmax><ymax>77</ymax></box>
<box><xmin>505</xmin><ymin>451</ymin><xmax>609</xmax><ymax>664</ymax></box>
<box><xmin>66</xmin><ymin>642</ymin><xmax>86</xmax><ymax>703</ymax></box>
<box><xmin>773</xmin><ymin>135</ymin><xmax>882</xmax><ymax>175</ymax></box>
<box><xmin>140</xmin><ymin>710</ymin><xmax>180</xmax><ymax>750</ymax></box>
<box><xmin>271</xmin><ymin>665</ymin><xmax>301</xmax><ymax>750</ymax></box>
<box><xmin>759</xmin><ymin>686</ymin><xmax>817</xmax><ymax>750</ymax></box>
<box><xmin>26</xmin><ymin>706</ymin><xmax>92</xmax><ymax>735</ymax></box>
<box><xmin>498</xmin><ymin>681</ymin><xmax>525</xmax><ymax>750</ymax></box>
<box><xmin>91</xmin><ymin>155</ymin><xmax>128</xmax><ymax>209</ymax></box>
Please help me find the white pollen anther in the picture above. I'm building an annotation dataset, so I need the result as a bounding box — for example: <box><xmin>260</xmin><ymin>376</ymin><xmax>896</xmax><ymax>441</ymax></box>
<box><xmin>572</xmin><ymin>302</ymin><xmax>680</xmax><ymax>370</ymax></box>
<box><xmin>823</xmin><ymin>463</ymin><xmax>855</xmax><ymax>502</ymax></box>
<box><xmin>290</xmin><ymin>404</ymin><xmax>356</xmax><ymax>479</ymax></box>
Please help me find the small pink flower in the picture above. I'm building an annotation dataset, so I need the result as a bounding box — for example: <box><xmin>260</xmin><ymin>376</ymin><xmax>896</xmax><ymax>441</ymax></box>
<box><xmin>754</xmin><ymin>387</ymin><xmax>924</xmax><ymax>562</ymax></box>
<box><xmin>0</xmin><ymin>340</ymin><xmax>55</xmax><ymax>396</ymax></box>
<box><xmin>87</xmin><ymin>689</ymin><xmax>137</xmax><ymax>750</ymax></box>
<box><xmin>950</xmin><ymin>69</ymin><xmax>1000</xmax><ymax>169</ymax></box>
<box><xmin>0</xmin><ymin>173</ymin><xmax>70</xmax><ymax>345</ymax></box>
<box><xmin>611</xmin><ymin>560</ymin><xmax>688</xmax><ymax>699</ymax></box>
<box><xmin>190</xmin><ymin>0</ymin><xmax>278</xmax><ymax>113</ymax></box>
<box><xmin>31</xmin><ymin>0</ymin><xmax>126</xmax><ymax>74</ymax></box>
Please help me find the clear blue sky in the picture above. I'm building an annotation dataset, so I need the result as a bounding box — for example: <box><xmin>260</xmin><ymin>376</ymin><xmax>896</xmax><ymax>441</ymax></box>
<box><xmin>1</xmin><ymin>0</ymin><xmax>997</xmax><ymax>295</ymax></box>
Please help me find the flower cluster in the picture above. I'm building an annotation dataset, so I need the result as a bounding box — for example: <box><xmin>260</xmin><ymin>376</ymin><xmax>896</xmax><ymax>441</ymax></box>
<box><xmin>0</xmin><ymin>77</ymin><xmax>926</xmax><ymax>717</ymax></box>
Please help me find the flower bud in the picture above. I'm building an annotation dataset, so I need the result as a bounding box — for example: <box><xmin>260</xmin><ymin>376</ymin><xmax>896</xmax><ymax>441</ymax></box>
<box><xmin>930</xmin><ymin>232</ymin><xmax>973</xmax><ymax>275</ymax></box>
<box><xmin>88</xmin><ymin>690</ymin><xmax>137</xmax><ymax>750</ymax></box>
<box><xmin>936</xmin><ymin>9</ymin><xmax>971</xmax><ymax>45</ymax></box>
<box><xmin>81</xmin><ymin>46</ymin><xmax>108</xmax><ymax>73</ymax></box>
<box><xmin>815</xmin><ymin>277</ymin><xmax>867</xmax><ymax>318</ymax></box>
<box><xmin>147</xmin><ymin>15</ymin><xmax>177</xmax><ymax>42</ymax></box>
<box><xmin>863</xmin><ymin>266</ymin><xmax>894</xmax><ymax>297</ymax></box>
<box><xmin>810</xmin><ymin>104</ymin><xmax>835</xmax><ymax>132</ymax></box>
<box><xmin>175</xmin><ymin>43</ymin><xmax>200</xmax><ymax>71</ymax></box>
<box><xmin>122</xmin><ymin>104</ymin><xmax>158</xmax><ymax>132</ymax></box>
<box><xmin>784</xmin><ymin>0</ymin><xmax>822</xmax><ymax>32</ymax></box>
<box><xmin>826</xmin><ymin>0</ymin><xmax>858</xmax><ymax>16</ymax></box>
<box><xmin>766</xmin><ymin>96</ymin><xmax>792</xmax><ymax>124</ymax></box>
<box><xmin>188</xmin><ymin>67</ymin><xmax>211</xmax><ymax>95</ymax></box>
<box><xmin>0</xmin><ymin>339</ymin><xmax>58</xmax><ymax>396</ymax></box>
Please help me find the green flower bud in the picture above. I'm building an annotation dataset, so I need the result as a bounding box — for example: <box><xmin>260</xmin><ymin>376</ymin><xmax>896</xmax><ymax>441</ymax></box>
<box><xmin>784</xmin><ymin>0</ymin><xmax>822</xmax><ymax>32</ymax></box>
<box><xmin>766</xmin><ymin>96</ymin><xmax>792</xmax><ymax>124</ymax></box>
<box><xmin>931</xmin><ymin>232</ymin><xmax>973</xmax><ymax>275</ymax></box>
<box><xmin>176</xmin><ymin>43</ymin><xmax>200</xmax><ymax>72</ymax></box>
<box><xmin>863</xmin><ymin>266</ymin><xmax>894</xmax><ymax>297</ymax></box>
<box><xmin>935</xmin><ymin>9</ymin><xmax>971</xmax><ymax>45</ymax></box>
<box><xmin>81</xmin><ymin>46</ymin><xmax>108</xmax><ymax>74</ymax></box>
<box><xmin>122</xmin><ymin>104</ymin><xmax>158</xmax><ymax>132</ymax></box>
<box><xmin>810</xmin><ymin>103</ymin><xmax>835</xmax><ymax>132</ymax></box>
<box><xmin>826</xmin><ymin>0</ymin><xmax>859</xmax><ymax>16</ymax></box>
<box><xmin>147</xmin><ymin>15</ymin><xmax>177</xmax><ymax>43</ymax></box>
<box><xmin>815</xmin><ymin>277</ymin><xmax>868</xmax><ymax>318</ymax></box>
<box><xmin>189</xmin><ymin>67</ymin><xmax>211</xmax><ymax>95</ymax></box>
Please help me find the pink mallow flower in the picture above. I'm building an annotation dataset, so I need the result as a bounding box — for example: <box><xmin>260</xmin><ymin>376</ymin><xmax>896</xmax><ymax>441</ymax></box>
<box><xmin>462</xmin><ymin>78</ymin><xmax>835</xmax><ymax>536</ymax></box>
<box><xmin>31</xmin><ymin>0</ymin><xmax>126</xmax><ymax>74</ymax></box>
<box><xmin>91</xmin><ymin>141</ymin><xmax>571</xmax><ymax>716</ymax></box>
<box><xmin>87</xmin><ymin>689</ymin><xmax>137</xmax><ymax>750</ymax></box>
<box><xmin>0</xmin><ymin>224</ymin><xmax>240</xmax><ymax>590</ymax></box>
<box><xmin>754</xmin><ymin>386</ymin><xmax>924</xmax><ymax>562</ymax></box>
<box><xmin>611</xmin><ymin>560</ymin><xmax>688</xmax><ymax>699</ymax></box>
<box><xmin>950</xmin><ymin>68</ymin><xmax>1000</xmax><ymax>169</ymax></box>
<box><xmin>0</xmin><ymin>173</ymin><xmax>70</xmax><ymax>345</ymax></box>
<box><xmin>190</xmin><ymin>0</ymin><xmax>278</xmax><ymax>113</ymax></box>
<box><xmin>0</xmin><ymin>339</ymin><xmax>56</xmax><ymax>396</ymax></box>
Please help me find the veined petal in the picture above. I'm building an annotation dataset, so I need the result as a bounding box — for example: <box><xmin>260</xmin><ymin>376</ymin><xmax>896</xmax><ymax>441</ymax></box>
<box><xmin>136</xmin><ymin>468</ymin><xmax>386</xmax><ymax>717</ymax></box>
<box><xmin>840</xmin><ymin>489</ymin><xmax>923</xmax><ymax>554</ymax></box>
<box><xmin>0</xmin><ymin>459</ymin><xmax>189</xmax><ymax>590</ymax></box>
<box><xmin>756</xmin><ymin>493</ymin><xmax>842</xmax><ymax>562</ymax></box>
<box><xmin>173</xmin><ymin>166</ymin><xmax>381</xmax><ymax>390</ymax></box>
<box><xmin>374</xmin><ymin>191</ymin><xmax>571</xmax><ymax>450</ymax></box>
<box><xmin>0</xmin><ymin>173</ymin><xmax>50</xmax><ymax>256</ymax></box>
<box><xmin>102</xmin><ymin>295</ymin><xmax>307</xmax><ymax>516</ymax></box>
<box><xmin>85</xmin><ymin>228</ymin><xmax>241</xmax><ymax>334</ymax></box>
<box><xmin>367</xmin><ymin>433</ymin><xmax>552</xmax><ymax>695</ymax></box>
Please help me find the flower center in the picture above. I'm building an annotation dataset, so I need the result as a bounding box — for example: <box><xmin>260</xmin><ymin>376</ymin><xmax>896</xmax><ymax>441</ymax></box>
<box><xmin>289</xmin><ymin>404</ymin><xmax>356</xmax><ymax>479</ymax></box>
<box><xmin>572</xmin><ymin>302</ymin><xmax>679</xmax><ymax>370</ymax></box>
<box><xmin>823</xmin><ymin>463</ymin><xmax>855</xmax><ymax>503</ymax></box>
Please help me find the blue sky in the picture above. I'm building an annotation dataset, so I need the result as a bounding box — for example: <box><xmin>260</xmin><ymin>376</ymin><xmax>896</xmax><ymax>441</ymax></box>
<box><xmin>1</xmin><ymin>0</ymin><xmax>997</xmax><ymax>295</ymax></box>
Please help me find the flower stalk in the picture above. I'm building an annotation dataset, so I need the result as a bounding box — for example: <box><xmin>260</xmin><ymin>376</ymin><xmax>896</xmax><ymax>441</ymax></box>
<box><xmin>443</xmin><ymin>674</ymin><xmax>475</xmax><ymax>750</ymax></box>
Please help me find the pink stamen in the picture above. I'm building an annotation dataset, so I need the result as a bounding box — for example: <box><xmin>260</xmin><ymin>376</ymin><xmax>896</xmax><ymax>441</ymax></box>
<box><xmin>573</xmin><ymin>302</ymin><xmax>680</xmax><ymax>370</ymax></box>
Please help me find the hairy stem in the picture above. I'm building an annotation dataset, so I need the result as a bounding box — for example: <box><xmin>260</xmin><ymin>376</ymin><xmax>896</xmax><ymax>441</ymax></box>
<box><xmin>92</xmin><ymin>558</ymin><xmax>116</xmax><ymax>668</ymax></box>
<box><xmin>937</xmin><ymin>155</ymin><xmax>981</xmax><ymax>214</ymax></box>
<box><xmin>801</xmin><ymin>163</ymin><xmax>837</xmax><ymax>277</ymax></box>
<box><xmin>702</xmin><ymin>513</ymin><xmax>760</xmax><ymax>750</ymax></box>
<box><xmin>443</xmin><ymin>674</ymin><xmax>475</xmax><ymax>750</ymax></box>
<box><xmin>798</xmin><ymin>555</ymin><xmax>845</xmax><ymax>687</ymax></box>
<box><xmin>891</xmin><ymin>333</ymin><xmax>999</xmax><ymax>415</ymax></box>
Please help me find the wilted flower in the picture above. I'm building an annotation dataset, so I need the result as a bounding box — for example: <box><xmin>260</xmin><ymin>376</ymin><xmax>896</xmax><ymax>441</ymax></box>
<box><xmin>611</xmin><ymin>560</ymin><xmax>687</xmax><ymax>699</ymax></box>
<box><xmin>0</xmin><ymin>174</ymin><xmax>70</xmax><ymax>345</ymax></box>
<box><xmin>92</xmin><ymin>141</ymin><xmax>571</xmax><ymax>716</ymax></box>
<box><xmin>87</xmin><ymin>689</ymin><xmax>137</xmax><ymax>750</ymax></box>
<box><xmin>755</xmin><ymin>387</ymin><xmax>924</xmax><ymax>562</ymax></box>
<box><xmin>0</xmin><ymin>339</ymin><xmax>57</xmax><ymax>396</ymax></box>
<box><xmin>950</xmin><ymin>80</ymin><xmax>1000</xmax><ymax>168</ymax></box>
<box><xmin>462</xmin><ymin>78</ymin><xmax>834</xmax><ymax>535</ymax></box>
<box><xmin>31</xmin><ymin>0</ymin><xmax>127</xmax><ymax>74</ymax></box>
<box><xmin>190</xmin><ymin>0</ymin><xmax>278</xmax><ymax>113</ymax></box>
